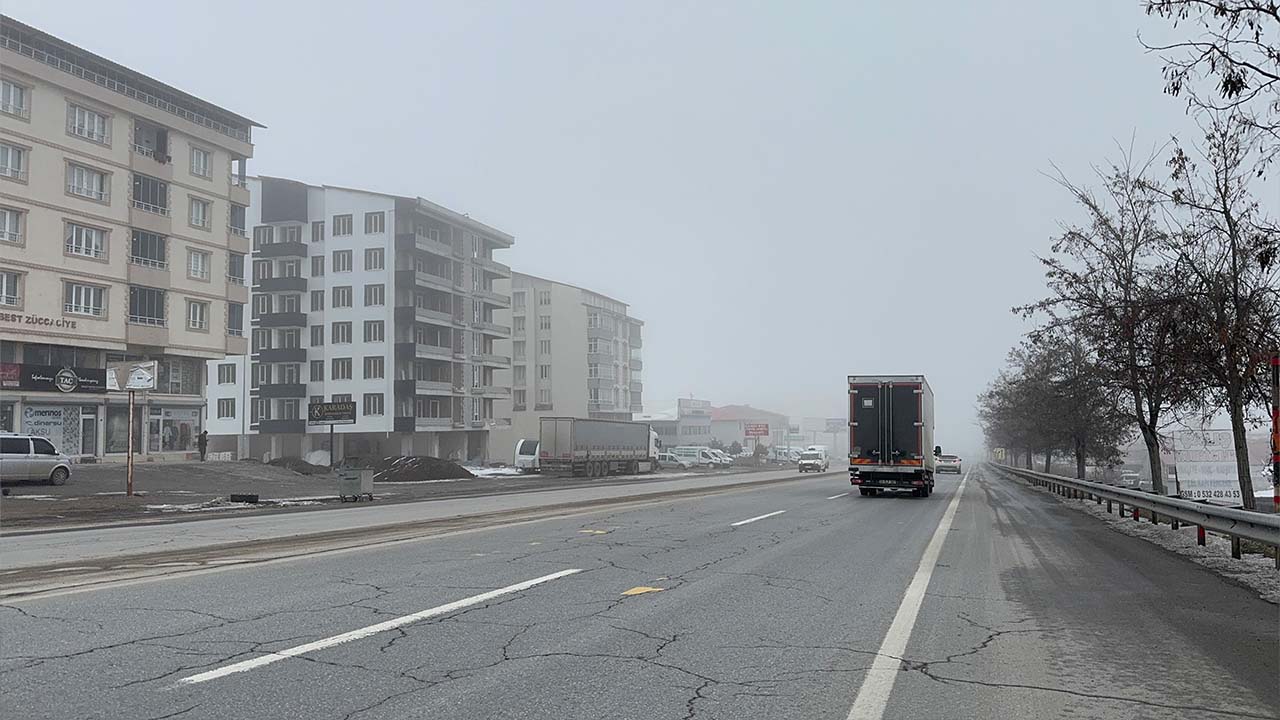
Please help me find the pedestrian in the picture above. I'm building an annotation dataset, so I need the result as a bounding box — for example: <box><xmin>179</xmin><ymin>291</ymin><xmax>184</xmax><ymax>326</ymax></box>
<box><xmin>197</xmin><ymin>430</ymin><xmax>209</xmax><ymax>461</ymax></box>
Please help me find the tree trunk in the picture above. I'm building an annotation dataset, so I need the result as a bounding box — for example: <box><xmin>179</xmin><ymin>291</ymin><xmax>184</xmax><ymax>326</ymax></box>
<box><xmin>1043</xmin><ymin>452</ymin><xmax>1052</xmax><ymax>474</ymax></box>
<box><xmin>1075</xmin><ymin>440</ymin><xmax>1086</xmax><ymax>480</ymax></box>
<box><xmin>1140</xmin><ymin>424</ymin><xmax>1166</xmax><ymax>495</ymax></box>
<box><xmin>1227</xmin><ymin>388</ymin><xmax>1256</xmax><ymax>510</ymax></box>
<box><xmin>1025</xmin><ymin>449</ymin><xmax>1033</xmax><ymax>470</ymax></box>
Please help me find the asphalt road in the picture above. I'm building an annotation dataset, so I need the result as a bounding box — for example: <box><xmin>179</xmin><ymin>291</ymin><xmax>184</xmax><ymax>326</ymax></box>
<box><xmin>1</xmin><ymin>464</ymin><xmax>1275</xmax><ymax>720</ymax></box>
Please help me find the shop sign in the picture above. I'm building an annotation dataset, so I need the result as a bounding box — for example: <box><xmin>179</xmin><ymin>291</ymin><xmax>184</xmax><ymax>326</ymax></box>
<box><xmin>0</xmin><ymin>363</ymin><xmax>107</xmax><ymax>393</ymax></box>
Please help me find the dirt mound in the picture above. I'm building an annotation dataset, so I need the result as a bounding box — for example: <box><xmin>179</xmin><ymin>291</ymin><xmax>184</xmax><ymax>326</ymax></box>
<box><xmin>364</xmin><ymin>456</ymin><xmax>476</xmax><ymax>482</ymax></box>
<box><xmin>267</xmin><ymin>457</ymin><xmax>331</xmax><ymax>475</ymax></box>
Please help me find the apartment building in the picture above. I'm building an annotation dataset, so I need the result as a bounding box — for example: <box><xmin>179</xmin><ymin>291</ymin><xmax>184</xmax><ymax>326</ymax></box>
<box><xmin>491</xmin><ymin>273</ymin><xmax>643</xmax><ymax>460</ymax></box>
<box><xmin>0</xmin><ymin>16</ymin><xmax>257</xmax><ymax>459</ymax></box>
<box><xmin>204</xmin><ymin>177</ymin><xmax>514</xmax><ymax>463</ymax></box>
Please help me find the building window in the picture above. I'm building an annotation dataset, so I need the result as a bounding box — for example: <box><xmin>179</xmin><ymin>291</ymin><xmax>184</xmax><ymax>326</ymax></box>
<box><xmin>513</xmin><ymin>365</ymin><xmax>527</xmax><ymax>386</ymax></box>
<box><xmin>332</xmin><ymin>214</ymin><xmax>353</xmax><ymax>236</ymax></box>
<box><xmin>538</xmin><ymin>290</ymin><xmax>551</xmax><ymax>306</ymax></box>
<box><xmin>332</xmin><ymin>358</ymin><xmax>352</xmax><ymax>380</ymax></box>
<box><xmin>513</xmin><ymin>389</ymin><xmax>526</xmax><ymax>410</ymax></box>
<box><xmin>513</xmin><ymin>341</ymin><xmax>525</xmax><ymax>360</ymax></box>
<box><xmin>364</xmin><ymin>212</ymin><xmax>385</xmax><ymax>234</ymax></box>
<box><xmin>190</xmin><ymin>147</ymin><xmax>211</xmax><ymax>178</ymax></box>
<box><xmin>332</xmin><ymin>286</ymin><xmax>352</xmax><ymax>308</ymax></box>
<box><xmin>363</xmin><ymin>356</ymin><xmax>384</xmax><ymax>379</ymax></box>
<box><xmin>0</xmin><ymin>143</ymin><xmax>26</xmax><ymax>182</ymax></box>
<box><xmin>253</xmin><ymin>294</ymin><xmax>271</xmax><ymax>317</ymax></box>
<box><xmin>363</xmin><ymin>393</ymin><xmax>384</xmax><ymax>416</ymax></box>
<box><xmin>311</xmin><ymin>290</ymin><xmax>325</xmax><ymax>311</ymax></box>
<box><xmin>253</xmin><ymin>260</ymin><xmax>272</xmax><ymax>282</ymax></box>
<box><xmin>131</xmin><ymin>173</ymin><xmax>167</xmax><ymax>212</ymax></box>
<box><xmin>281</xmin><ymin>260</ymin><xmax>301</xmax><ymax>278</ymax></box>
<box><xmin>537</xmin><ymin>388</ymin><xmax>551</xmax><ymax>406</ymax></box>
<box><xmin>281</xmin><ymin>225</ymin><xmax>301</xmax><ymax>243</ymax></box>
<box><xmin>513</xmin><ymin>292</ymin><xmax>525</xmax><ymax>310</ymax></box>
<box><xmin>279</xmin><ymin>363</ymin><xmax>300</xmax><ymax>383</ymax></box>
<box><xmin>538</xmin><ymin>315</ymin><xmax>551</xmax><ymax>330</ymax></box>
<box><xmin>188</xmin><ymin>250</ymin><xmax>211</xmax><ymax>280</ymax></box>
<box><xmin>332</xmin><ymin>321</ymin><xmax>352</xmax><ymax>344</ymax></box>
<box><xmin>310</xmin><ymin>360</ymin><xmax>324</xmax><ymax>382</ymax></box>
<box><xmin>538</xmin><ymin>364</ymin><xmax>550</xmax><ymax>380</ymax></box>
<box><xmin>0</xmin><ymin>271</ymin><xmax>20</xmax><ymax>307</ymax></box>
<box><xmin>217</xmin><ymin>398</ymin><xmax>235</xmax><ymax>418</ymax></box>
<box><xmin>364</xmin><ymin>247</ymin><xmax>384</xmax><ymax>270</ymax></box>
<box><xmin>189</xmin><ymin>197</ymin><xmax>211</xmax><ymax>229</ymax></box>
<box><xmin>539</xmin><ymin>339</ymin><xmax>551</xmax><ymax>356</ymax></box>
<box><xmin>279</xmin><ymin>295</ymin><xmax>300</xmax><ymax>313</ymax></box>
<box><xmin>228</xmin><ymin>253</ymin><xmax>245</xmax><ymax>284</ymax></box>
<box><xmin>311</xmin><ymin>255</ymin><xmax>325</xmax><ymax>277</ymax></box>
<box><xmin>364</xmin><ymin>284</ymin><xmax>385</xmax><ymax>306</ymax></box>
<box><xmin>588</xmin><ymin>363</ymin><xmax>599</xmax><ymax>379</ymax></box>
<box><xmin>333</xmin><ymin>250</ymin><xmax>352</xmax><ymax>272</ymax></box>
<box><xmin>588</xmin><ymin>312</ymin><xmax>600</xmax><ymax>329</ymax></box>
<box><xmin>0</xmin><ymin>207</ymin><xmax>23</xmax><ymax>244</ymax></box>
<box><xmin>63</xmin><ymin>282</ymin><xmax>104</xmax><ymax>316</ymax></box>
<box><xmin>253</xmin><ymin>226</ymin><xmax>274</xmax><ymax>247</ymax></box>
<box><xmin>281</xmin><ymin>399</ymin><xmax>300</xmax><ymax>420</ymax></box>
<box><xmin>187</xmin><ymin>300</ymin><xmax>209</xmax><ymax>330</ymax></box>
<box><xmin>280</xmin><ymin>328</ymin><xmax>301</xmax><ymax>348</ymax></box>
<box><xmin>67</xmin><ymin>104</ymin><xmax>110</xmax><ymax>144</ymax></box>
<box><xmin>311</xmin><ymin>220</ymin><xmax>325</xmax><ymax>242</ymax></box>
<box><xmin>310</xmin><ymin>395</ymin><xmax>324</xmax><ymax>407</ymax></box>
<box><xmin>68</xmin><ymin>164</ymin><xmax>109</xmax><ymax>202</ymax></box>
<box><xmin>253</xmin><ymin>398</ymin><xmax>270</xmax><ymax>422</ymax></box>
<box><xmin>65</xmin><ymin>222</ymin><xmax>107</xmax><ymax>259</ymax></box>
<box><xmin>0</xmin><ymin>80</ymin><xmax>28</xmax><ymax>119</ymax></box>
<box><xmin>252</xmin><ymin>328</ymin><xmax>271</xmax><ymax>351</ymax></box>
<box><xmin>217</xmin><ymin>363</ymin><xmax>236</xmax><ymax>384</ymax></box>
<box><xmin>332</xmin><ymin>393</ymin><xmax>352</xmax><ymax>403</ymax></box>
<box><xmin>513</xmin><ymin>316</ymin><xmax>525</xmax><ymax>334</ymax></box>
<box><xmin>227</xmin><ymin>303</ymin><xmax>244</xmax><ymax>336</ymax></box>
<box><xmin>310</xmin><ymin>325</ymin><xmax>324</xmax><ymax>346</ymax></box>
<box><xmin>363</xmin><ymin>320</ymin><xmax>384</xmax><ymax>342</ymax></box>
<box><xmin>128</xmin><ymin>286</ymin><xmax>166</xmax><ymax>326</ymax></box>
<box><xmin>588</xmin><ymin>338</ymin><xmax>599</xmax><ymax>354</ymax></box>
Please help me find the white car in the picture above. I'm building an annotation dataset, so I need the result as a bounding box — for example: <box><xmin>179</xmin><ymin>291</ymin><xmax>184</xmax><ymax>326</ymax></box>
<box><xmin>798</xmin><ymin>451</ymin><xmax>829</xmax><ymax>473</ymax></box>
<box><xmin>514</xmin><ymin>439</ymin><xmax>540</xmax><ymax>473</ymax></box>
<box><xmin>709</xmin><ymin>449</ymin><xmax>733</xmax><ymax>467</ymax></box>
<box><xmin>657</xmin><ymin>452</ymin><xmax>693</xmax><ymax>470</ymax></box>
<box><xmin>936</xmin><ymin>454</ymin><xmax>963</xmax><ymax>474</ymax></box>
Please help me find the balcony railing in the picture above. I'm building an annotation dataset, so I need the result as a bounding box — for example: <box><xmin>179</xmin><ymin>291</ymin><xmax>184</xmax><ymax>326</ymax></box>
<box><xmin>230</xmin><ymin>175</ymin><xmax>248</xmax><ymax>188</ymax></box>
<box><xmin>129</xmin><ymin>255</ymin><xmax>167</xmax><ymax>270</ymax></box>
<box><xmin>131</xmin><ymin>199</ymin><xmax>169</xmax><ymax>216</ymax></box>
<box><xmin>228</xmin><ymin>328</ymin><xmax>244</xmax><ymax>337</ymax></box>
<box><xmin>65</xmin><ymin>242</ymin><xmax>105</xmax><ymax>259</ymax></box>
<box><xmin>68</xmin><ymin>183</ymin><xmax>107</xmax><ymax>201</ymax></box>
<box><xmin>0</xmin><ymin>294</ymin><xmax>19</xmax><ymax>307</ymax></box>
<box><xmin>229</xmin><ymin>225</ymin><xmax>247</xmax><ymax>238</ymax></box>
<box><xmin>0</xmin><ymin>101</ymin><xmax>29</xmax><ymax>119</ymax></box>
<box><xmin>128</xmin><ymin>314</ymin><xmax>166</xmax><ymax>327</ymax></box>
<box><xmin>68</xmin><ymin>121</ymin><xmax>109</xmax><ymax>144</ymax></box>
<box><xmin>1</xmin><ymin>229</ymin><xmax>21</xmax><ymax>244</ymax></box>
<box><xmin>227</xmin><ymin>275</ymin><xmax>245</xmax><ymax>286</ymax></box>
<box><xmin>131</xmin><ymin>143</ymin><xmax>171</xmax><ymax>163</ymax></box>
<box><xmin>0</xmin><ymin>166</ymin><xmax>26</xmax><ymax>181</ymax></box>
<box><xmin>65</xmin><ymin>304</ymin><xmax>104</xmax><ymax>318</ymax></box>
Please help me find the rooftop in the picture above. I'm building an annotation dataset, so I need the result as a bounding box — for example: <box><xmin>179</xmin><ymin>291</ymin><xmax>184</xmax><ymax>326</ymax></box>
<box><xmin>513</xmin><ymin>272</ymin><xmax>635</xmax><ymax>316</ymax></box>
<box><xmin>711</xmin><ymin>405</ymin><xmax>789</xmax><ymax>423</ymax></box>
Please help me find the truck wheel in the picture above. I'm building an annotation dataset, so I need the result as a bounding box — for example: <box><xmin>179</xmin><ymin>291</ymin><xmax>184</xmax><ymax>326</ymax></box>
<box><xmin>859</xmin><ymin>488</ymin><xmax>870</xmax><ymax>496</ymax></box>
<box><xmin>627</xmin><ymin>461</ymin><xmax>639</xmax><ymax>475</ymax></box>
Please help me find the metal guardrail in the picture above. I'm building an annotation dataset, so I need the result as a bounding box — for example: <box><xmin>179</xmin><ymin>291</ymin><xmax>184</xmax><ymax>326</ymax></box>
<box><xmin>992</xmin><ymin>464</ymin><xmax>1279</xmax><ymax>566</ymax></box>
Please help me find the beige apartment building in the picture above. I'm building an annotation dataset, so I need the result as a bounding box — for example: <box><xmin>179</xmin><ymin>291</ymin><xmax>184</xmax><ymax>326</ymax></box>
<box><xmin>490</xmin><ymin>272</ymin><xmax>643</xmax><ymax>461</ymax></box>
<box><xmin>0</xmin><ymin>16</ymin><xmax>257</xmax><ymax>459</ymax></box>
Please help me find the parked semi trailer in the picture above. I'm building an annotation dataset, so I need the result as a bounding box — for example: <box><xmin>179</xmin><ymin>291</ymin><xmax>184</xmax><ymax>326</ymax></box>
<box><xmin>847</xmin><ymin>375</ymin><xmax>937</xmax><ymax>497</ymax></box>
<box><xmin>538</xmin><ymin>417</ymin><xmax>660</xmax><ymax>477</ymax></box>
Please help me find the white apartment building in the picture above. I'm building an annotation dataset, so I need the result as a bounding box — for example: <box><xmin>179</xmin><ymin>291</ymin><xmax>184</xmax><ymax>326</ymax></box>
<box><xmin>491</xmin><ymin>273</ymin><xmax>643</xmax><ymax>461</ymax></box>
<box><xmin>204</xmin><ymin>176</ymin><xmax>513</xmax><ymax>463</ymax></box>
<box><xmin>0</xmin><ymin>16</ymin><xmax>257</xmax><ymax>459</ymax></box>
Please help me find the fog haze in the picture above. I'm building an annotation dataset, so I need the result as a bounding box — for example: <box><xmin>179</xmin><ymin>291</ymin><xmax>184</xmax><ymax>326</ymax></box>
<box><xmin>7</xmin><ymin>0</ymin><xmax>1208</xmax><ymax>455</ymax></box>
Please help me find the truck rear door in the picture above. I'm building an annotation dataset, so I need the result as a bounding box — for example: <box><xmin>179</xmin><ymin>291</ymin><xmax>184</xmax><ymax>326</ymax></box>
<box><xmin>889</xmin><ymin>382</ymin><xmax>923</xmax><ymax>466</ymax></box>
<box><xmin>849</xmin><ymin>382</ymin><xmax>885</xmax><ymax>464</ymax></box>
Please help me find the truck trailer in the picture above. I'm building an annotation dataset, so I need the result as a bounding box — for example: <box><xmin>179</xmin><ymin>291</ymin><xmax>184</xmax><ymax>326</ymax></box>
<box><xmin>538</xmin><ymin>417</ymin><xmax>660</xmax><ymax>477</ymax></box>
<box><xmin>847</xmin><ymin>375</ymin><xmax>937</xmax><ymax>497</ymax></box>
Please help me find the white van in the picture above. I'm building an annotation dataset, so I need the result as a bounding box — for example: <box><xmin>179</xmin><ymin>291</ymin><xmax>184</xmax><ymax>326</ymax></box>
<box><xmin>514</xmin><ymin>439</ymin><xmax>540</xmax><ymax>473</ymax></box>
<box><xmin>672</xmin><ymin>446</ymin><xmax>718</xmax><ymax>469</ymax></box>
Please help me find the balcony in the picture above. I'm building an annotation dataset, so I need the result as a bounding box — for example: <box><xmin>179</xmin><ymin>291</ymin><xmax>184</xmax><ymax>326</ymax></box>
<box><xmin>395</xmin><ymin>416</ymin><xmax>453</xmax><ymax>432</ymax></box>
<box><xmin>395</xmin><ymin>232</ymin><xmax>455</xmax><ymax>259</ymax></box>
<box><xmin>630</xmin><ymin>358</ymin><xmax>643</xmax><ymax>371</ymax></box>
<box><xmin>473</xmin><ymin>256</ymin><xmax>511</xmax><ymax>277</ymax></box>
<box><xmin>125</xmin><ymin>320</ymin><xmax>168</xmax><ymax>346</ymax></box>
<box><xmin>229</xmin><ymin>175</ymin><xmax>250</xmax><ymax>205</ymax></box>
<box><xmin>226</xmin><ymin>282</ymin><xmax>249</xmax><ymax>304</ymax></box>
<box><xmin>257</xmin><ymin>419</ymin><xmax>306</xmax><ymax>434</ymax></box>
<box><xmin>411</xmin><ymin>270</ymin><xmax>455</xmax><ymax>293</ymax></box>
<box><xmin>472</xmin><ymin>353</ymin><xmax>511</xmax><ymax>367</ymax></box>
<box><xmin>258</xmin><ymin>241</ymin><xmax>307</xmax><ymax>258</ymax></box>
<box><xmin>474</xmin><ymin>288</ymin><xmax>510</xmax><ymax>308</ymax></box>
<box><xmin>257</xmin><ymin>383</ymin><xmax>306</xmax><ymax>399</ymax></box>
<box><xmin>397</xmin><ymin>342</ymin><xmax>453</xmax><ymax>361</ymax></box>
<box><xmin>255</xmin><ymin>276</ymin><xmax>308</xmax><ymax>293</ymax></box>
<box><xmin>473</xmin><ymin>320</ymin><xmax>511</xmax><ymax>337</ymax></box>
<box><xmin>228</xmin><ymin>225</ymin><xmax>248</xmax><ymax>239</ymax></box>
<box><xmin>630</xmin><ymin>381</ymin><xmax>643</xmax><ymax>393</ymax></box>
<box><xmin>258</xmin><ymin>347</ymin><xmax>307</xmax><ymax>363</ymax></box>
<box><xmin>127</xmin><ymin>260</ymin><xmax>170</xmax><ymax>289</ymax></box>
<box><xmin>257</xmin><ymin>311</ymin><xmax>306</xmax><ymax>328</ymax></box>
<box><xmin>471</xmin><ymin>385</ymin><xmax>511</xmax><ymax>397</ymax></box>
<box><xmin>128</xmin><ymin>203</ymin><xmax>171</xmax><ymax>235</ymax></box>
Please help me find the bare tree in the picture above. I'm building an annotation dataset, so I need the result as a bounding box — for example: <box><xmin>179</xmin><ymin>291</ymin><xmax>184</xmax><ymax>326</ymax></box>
<box><xmin>1162</xmin><ymin>112</ymin><xmax>1280</xmax><ymax>508</ymax></box>
<box><xmin>1143</xmin><ymin>1</ymin><xmax>1280</xmax><ymax>149</ymax></box>
<box><xmin>1019</xmin><ymin>149</ymin><xmax>1197</xmax><ymax>493</ymax></box>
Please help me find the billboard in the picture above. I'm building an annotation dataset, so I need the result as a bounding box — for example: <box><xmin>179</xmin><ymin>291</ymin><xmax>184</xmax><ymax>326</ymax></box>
<box><xmin>744</xmin><ymin>423</ymin><xmax>769</xmax><ymax>437</ymax></box>
<box><xmin>308</xmin><ymin>401</ymin><xmax>357</xmax><ymax>426</ymax></box>
<box><xmin>1172</xmin><ymin>430</ymin><xmax>1242</xmax><ymax>504</ymax></box>
<box><xmin>106</xmin><ymin>360</ymin><xmax>158</xmax><ymax>391</ymax></box>
<box><xmin>825</xmin><ymin>418</ymin><xmax>844</xmax><ymax>433</ymax></box>
<box><xmin>0</xmin><ymin>363</ymin><xmax>107</xmax><ymax>393</ymax></box>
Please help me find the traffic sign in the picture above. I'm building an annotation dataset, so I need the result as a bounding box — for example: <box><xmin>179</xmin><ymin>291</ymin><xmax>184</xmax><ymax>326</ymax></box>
<box><xmin>825</xmin><ymin>418</ymin><xmax>844</xmax><ymax>433</ymax></box>
<box><xmin>308</xmin><ymin>401</ymin><xmax>356</xmax><ymax>426</ymax></box>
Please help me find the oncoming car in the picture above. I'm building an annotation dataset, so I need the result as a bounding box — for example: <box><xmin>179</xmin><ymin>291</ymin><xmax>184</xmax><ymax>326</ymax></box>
<box><xmin>936</xmin><ymin>454</ymin><xmax>963</xmax><ymax>474</ymax></box>
<box><xmin>798</xmin><ymin>451</ymin><xmax>829</xmax><ymax>473</ymax></box>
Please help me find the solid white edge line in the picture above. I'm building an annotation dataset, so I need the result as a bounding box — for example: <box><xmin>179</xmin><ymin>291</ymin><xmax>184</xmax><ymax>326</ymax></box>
<box><xmin>827</xmin><ymin>493</ymin><xmax>849</xmax><ymax>500</ymax></box>
<box><xmin>177</xmin><ymin>568</ymin><xmax>582</xmax><ymax>685</ymax></box>
<box><xmin>730</xmin><ymin>510</ymin><xmax>786</xmax><ymax>527</ymax></box>
<box><xmin>845</xmin><ymin>470</ymin><xmax>971</xmax><ymax>720</ymax></box>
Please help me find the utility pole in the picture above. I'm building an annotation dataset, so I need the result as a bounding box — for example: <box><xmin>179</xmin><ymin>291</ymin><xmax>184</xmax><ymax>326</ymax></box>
<box><xmin>1270</xmin><ymin>351</ymin><xmax>1278</xmax><ymax>515</ymax></box>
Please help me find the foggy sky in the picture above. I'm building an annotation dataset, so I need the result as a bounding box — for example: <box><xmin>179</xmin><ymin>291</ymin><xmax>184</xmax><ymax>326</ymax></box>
<box><xmin>8</xmin><ymin>1</ymin><xmax>1213</xmax><ymax>456</ymax></box>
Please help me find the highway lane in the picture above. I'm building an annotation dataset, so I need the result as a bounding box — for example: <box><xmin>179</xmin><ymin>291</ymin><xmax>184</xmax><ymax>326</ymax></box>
<box><xmin>1</xmin><ymin>465</ymin><xmax>1275</xmax><ymax>719</ymax></box>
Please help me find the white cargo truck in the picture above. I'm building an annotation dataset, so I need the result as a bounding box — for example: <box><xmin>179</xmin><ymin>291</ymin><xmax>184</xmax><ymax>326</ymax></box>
<box><xmin>538</xmin><ymin>417</ymin><xmax>660</xmax><ymax>477</ymax></box>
